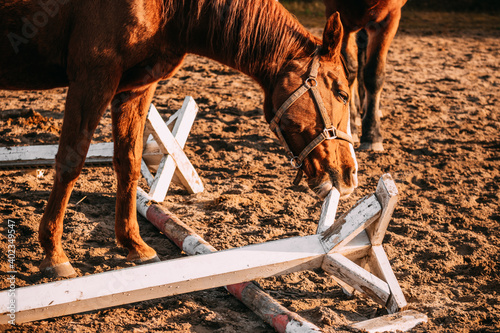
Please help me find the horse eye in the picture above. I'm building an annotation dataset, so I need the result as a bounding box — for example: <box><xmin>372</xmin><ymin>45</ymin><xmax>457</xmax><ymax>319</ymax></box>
<box><xmin>337</xmin><ymin>90</ymin><xmax>349</xmax><ymax>105</ymax></box>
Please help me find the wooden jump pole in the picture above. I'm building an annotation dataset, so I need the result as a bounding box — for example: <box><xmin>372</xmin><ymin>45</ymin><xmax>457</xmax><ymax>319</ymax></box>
<box><xmin>136</xmin><ymin>188</ymin><xmax>322</xmax><ymax>333</ymax></box>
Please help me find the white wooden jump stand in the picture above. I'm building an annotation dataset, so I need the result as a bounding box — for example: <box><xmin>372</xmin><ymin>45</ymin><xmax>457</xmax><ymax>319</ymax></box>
<box><xmin>0</xmin><ymin>97</ymin><xmax>427</xmax><ymax>332</ymax></box>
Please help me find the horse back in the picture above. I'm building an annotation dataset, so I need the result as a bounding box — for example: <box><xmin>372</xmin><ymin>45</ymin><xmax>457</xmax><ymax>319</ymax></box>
<box><xmin>325</xmin><ymin>0</ymin><xmax>407</xmax><ymax>31</ymax></box>
<box><xmin>0</xmin><ymin>0</ymin><xmax>74</xmax><ymax>89</ymax></box>
<box><xmin>0</xmin><ymin>0</ymin><xmax>165</xmax><ymax>91</ymax></box>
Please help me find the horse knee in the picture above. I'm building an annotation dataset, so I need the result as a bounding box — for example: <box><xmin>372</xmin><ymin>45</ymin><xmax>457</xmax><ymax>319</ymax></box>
<box><xmin>346</xmin><ymin>63</ymin><xmax>358</xmax><ymax>86</ymax></box>
<box><xmin>54</xmin><ymin>164</ymin><xmax>82</xmax><ymax>186</ymax></box>
<box><xmin>363</xmin><ymin>63</ymin><xmax>385</xmax><ymax>95</ymax></box>
<box><xmin>53</xmin><ymin>134</ymin><xmax>93</xmax><ymax>183</ymax></box>
<box><xmin>356</xmin><ymin>29</ymin><xmax>368</xmax><ymax>52</ymax></box>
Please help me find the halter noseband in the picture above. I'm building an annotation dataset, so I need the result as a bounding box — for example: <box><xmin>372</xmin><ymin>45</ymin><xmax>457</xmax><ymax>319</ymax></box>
<box><xmin>269</xmin><ymin>48</ymin><xmax>354</xmax><ymax>184</ymax></box>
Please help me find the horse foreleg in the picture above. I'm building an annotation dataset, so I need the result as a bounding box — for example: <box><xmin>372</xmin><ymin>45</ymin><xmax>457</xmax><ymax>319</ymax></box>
<box><xmin>39</xmin><ymin>75</ymin><xmax>119</xmax><ymax>277</ymax></box>
<box><xmin>342</xmin><ymin>31</ymin><xmax>360</xmax><ymax>143</ymax></box>
<box><xmin>111</xmin><ymin>84</ymin><xmax>159</xmax><ymax>263</ymax></box>
<box><xmin>359</xmin><ymin>10</ymin><xmax>401</xmax><ymax>151</ymax></box>
<box><xmin>356</xmin><ymin>29</ymin><xmax>368</xmax><ymax>123</ymax></box>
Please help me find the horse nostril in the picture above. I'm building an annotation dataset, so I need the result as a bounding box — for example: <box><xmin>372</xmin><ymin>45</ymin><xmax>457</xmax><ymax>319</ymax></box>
<box><xmin>349</xmin><ymin>167</ymin><xmax>358</xmax><ymax>188</ymax></box>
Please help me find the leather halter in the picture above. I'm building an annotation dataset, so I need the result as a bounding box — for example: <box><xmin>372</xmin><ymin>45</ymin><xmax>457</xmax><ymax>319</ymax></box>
<box><xmin>269</xmin><ymin>49</ymin><xmax>354</xmax><ymax>184</ymax></box>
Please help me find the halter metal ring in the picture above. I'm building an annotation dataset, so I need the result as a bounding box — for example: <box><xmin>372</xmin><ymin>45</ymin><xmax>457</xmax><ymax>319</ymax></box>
<box><xmin>305</xmin><ymin>77</ymin><xmax>318</xmax><ymax>88</ymax></box>
<box><xmin>323</xmin><ymin>126</ymin><xmax>338</xmax><ymax>140</ymax></box>
<box><xmin>290</xmin><ymin>156</ymin><xmax>303</xmax><ymax>169</ymax></box>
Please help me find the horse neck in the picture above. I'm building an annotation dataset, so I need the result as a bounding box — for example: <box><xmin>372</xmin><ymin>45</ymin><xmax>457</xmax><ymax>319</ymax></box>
<box><xmin>168</xmin><ymin>0</ymin><xmax>319</xmax><ymax>88</ymax></box>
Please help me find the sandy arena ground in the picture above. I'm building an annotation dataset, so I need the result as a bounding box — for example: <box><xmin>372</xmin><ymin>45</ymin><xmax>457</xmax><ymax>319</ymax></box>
<box><xmin>0</xmin><ymin>11</ymin><xmax>499</xmax><ymax>333</ymax></box>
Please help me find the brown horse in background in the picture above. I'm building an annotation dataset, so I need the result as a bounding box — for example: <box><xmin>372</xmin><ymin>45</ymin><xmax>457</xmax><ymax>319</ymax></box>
<box><xmin>325</xmin><ymin>0</ymin><xmax>407</xmax><ymax>150</ymax></box>
<box><xmin>0</xmin><ymin>0</ymin><xmax>357</xmax><ymax>277</ymax></box>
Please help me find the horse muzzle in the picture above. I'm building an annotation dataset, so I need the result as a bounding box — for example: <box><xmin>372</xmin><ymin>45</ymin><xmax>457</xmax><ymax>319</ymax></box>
<box><xmin>311</xmin><ymin>167</ymin><xmax>358</xmax><ymax>200</ymax></box>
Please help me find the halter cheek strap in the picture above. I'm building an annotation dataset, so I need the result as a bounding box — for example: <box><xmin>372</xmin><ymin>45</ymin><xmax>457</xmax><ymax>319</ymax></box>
<box><xmin>269</xmin><ymin>49</ymin><xmax>354</xmax><ymax>184</ymax></box>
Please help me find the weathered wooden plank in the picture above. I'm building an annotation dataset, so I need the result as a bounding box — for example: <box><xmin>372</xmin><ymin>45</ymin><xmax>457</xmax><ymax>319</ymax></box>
<box><xmin>170</xmin><ymin>97</ymin><xmax>199</xmax><ymax>151</ymax></box>
<box><xmin>316</xmin><ymin>188</ymin><xmax>340</xmax><ymax>234</ymax></box>
<box><xmin>142</xmin><ymin>98</ymin><xmax>197</xmax><ymax>170</ymax></box>
<box><xmin>330</xmin><ymin>230</ymin><xmax>372</xmax><ymax>296</ymax></box>
<box><xmin>0</xmin><ymin>139</ymin><xmax>163</xmax><ymax>169</ymax></box>
<box><xmin>351</xmin><ymin>310</ymin><xmax>428</xmax><ymax>333</ymax></box>
<box><xmin>322</xmin><ymin>253</ymin><xmax>390</xmax><ymax>307</ymax></box>
<box><xmin>367</xmin><ymin>174</ymin><xmax>399</xmax><ymax>246</ymax></box>
<box><xmin>334</xmin><ymin>230</ymin><xmax>371</xmax><ymax>262</ymax></box>
<box><xmin>146</xmin><ymin>104</ymin><xmax>204</xmax><ymax>195</ymax></box>
<box><xmin>368</xmin><ymin>246</ymin><xmax>407</xmax><ymax>314</ymax></box>
<box><xmin>0</xmin><ymin>233</ymin><xmax>324</xmax><ymax>324</ymax></box>
<box><xmin>228</xmin><ymin>282</ymin><xmax>323</xmax><ymax>333</ymax></box>
<box><xmin>333</xmin><ymin>255</ymin><xmax>371</xmax><ymax>297</ymax></box>
<box><xmin>140</xmin><ymin>160</ymin><xmax>154</xmax><ymax>187</ymax></box>
<box><xmin>320</xmin><ymin>194</ymin><xmax>381</xmax><ymax>252</ymax></box>
<box><xmin>148</xmin><ymin>155</ymin><xmax>177</xmax><ymax>201</ymax></box>
<box><xmin>146</xmin><ymin>100</ymin><xmax>201</xmax><ymax>200</ymax></box>
<box><xmin>0</xmin><ymin>142</ymin><xmax>113</xmax><ymax>168</ymax></box>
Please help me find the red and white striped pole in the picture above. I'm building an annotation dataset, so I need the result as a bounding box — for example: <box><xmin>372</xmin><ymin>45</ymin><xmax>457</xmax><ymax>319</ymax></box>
<box><xmin>136</xmin><ymin>188</ymin><xmax>322</xmax><ymax>333</ymax></box>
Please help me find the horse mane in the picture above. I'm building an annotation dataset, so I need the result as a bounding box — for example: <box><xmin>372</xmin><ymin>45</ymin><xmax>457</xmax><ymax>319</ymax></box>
<box><xmin>163</xmin><ymin>0</ymin><xmax>320</xmax><ymax>80</ymax></box>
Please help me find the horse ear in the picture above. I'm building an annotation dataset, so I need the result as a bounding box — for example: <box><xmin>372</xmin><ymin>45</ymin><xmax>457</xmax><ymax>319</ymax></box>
<box><xmin>322</xmin><ymin>12</ymin><xmax>343</xmax><ymax>58</ymax></box>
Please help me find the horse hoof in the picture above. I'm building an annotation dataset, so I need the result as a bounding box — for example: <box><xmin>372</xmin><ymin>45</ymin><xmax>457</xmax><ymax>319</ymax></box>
<box><xmin>358</xmin><ymin>142</ymin><xmax>384</xmax><ymax>151</ymax></box>
<box><xmin>42</xmin><ymin>262</ymin><xmax>77</xmax><ymax>278</ymax></box>
<box><xmin>132</xmin><ymin>255</ymin><xmax>161</xmax><ymax>265</ymax></box>
<box><xmin>352</xmin><ymin>133</ymin><xmax>360</xmax><ymax>144</ymax></box>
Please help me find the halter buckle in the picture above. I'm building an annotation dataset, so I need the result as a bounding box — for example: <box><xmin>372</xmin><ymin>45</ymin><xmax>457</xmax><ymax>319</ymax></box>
<box><xmin>305</xmin><ymin>77</ymin><xmax>318</xmax><ymax>88</ymax></box>
<box><xmin>323</xmin><ymin>126</ymin><xmax>338</xmax><ymax>140</ymax></box>
<box><xmin>290</xmin><ymin>156</ymin><xmax>303</xmax><ymax>169</ymax></box>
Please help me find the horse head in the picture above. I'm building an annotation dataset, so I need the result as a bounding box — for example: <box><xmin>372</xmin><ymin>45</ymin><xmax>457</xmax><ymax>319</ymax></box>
<box><xmin>266</xmin><ymin>13</ymin><xmax>358</xmax><ymax>200</ymax></box>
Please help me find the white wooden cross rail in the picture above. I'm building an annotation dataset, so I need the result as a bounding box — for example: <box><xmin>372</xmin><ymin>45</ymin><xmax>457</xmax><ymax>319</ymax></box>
<box><xmin>141</xmin><ymin>100</ymin><xmax>204</xmax><ymax>201</ymax></box>
<box><xmin>0</xmin><ymin>174</ymin><xmax>427</xmax><ymax>331</ymax></box>
<box><xmin>318</xmin><ymin>174</ymin><xmax>406</xmax><ymax>314</ymax></box>
<box><xmin>0</xmin><ymin>96</ymin><xmax>203</xmax><ymax>202</ymax></box>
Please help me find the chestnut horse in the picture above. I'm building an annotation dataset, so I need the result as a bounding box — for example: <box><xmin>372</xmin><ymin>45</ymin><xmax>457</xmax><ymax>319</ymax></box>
<box><xmin>325</xmin><ymin>0</ymin><xmax>407</xmax><ymax>150</ymax></box>
<box><xmin>0</xmin><ymin>0</ymin><xmax>357</xmax><ymax>277</ymax></box>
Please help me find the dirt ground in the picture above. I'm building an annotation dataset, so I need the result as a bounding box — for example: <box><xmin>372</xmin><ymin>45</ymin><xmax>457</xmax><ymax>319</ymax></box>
<box><xmin>1</xmin><ymin>11</ymin><xmax>499</xmax><ymax>333</ymax></box>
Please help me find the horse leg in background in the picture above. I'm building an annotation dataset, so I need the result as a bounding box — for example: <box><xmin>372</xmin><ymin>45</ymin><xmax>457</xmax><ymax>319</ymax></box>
<box><xmin>111</xmin><ymin>84</ymin><xmax>159</xmax><ymax>263</ymax></box>
<box><xmin>39</xmin><ymin>72</ymin><xmax>120</xmax><ymax>278</ymax></box>
<box><xmin>359</xmin><ymin>9</ymin><xmax>402</xmax><ymax>151</ymax></box>
<box><xmin>341</xmin><ymin>30</ymin><xmax>360</xmax><ymax>143</ymax></box>
<box><xmin>356</xmin><ymin>29</ymin><xmax>368</xmax><ymax>121</ymax></box>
